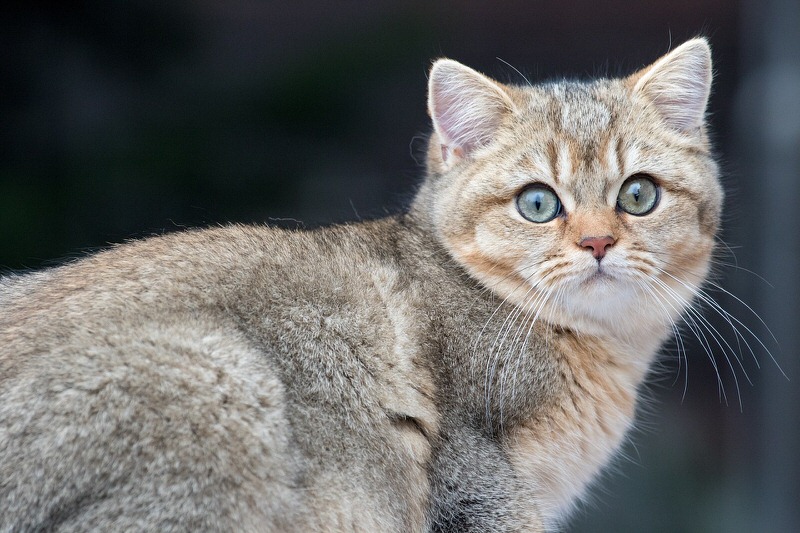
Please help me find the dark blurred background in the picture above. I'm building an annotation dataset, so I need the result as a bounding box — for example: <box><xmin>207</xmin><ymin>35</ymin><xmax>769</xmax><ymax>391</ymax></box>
<box><xmin>2</xmin><ymin>1</ymin><xmax>798</xmax><ymax>531</ymax></box>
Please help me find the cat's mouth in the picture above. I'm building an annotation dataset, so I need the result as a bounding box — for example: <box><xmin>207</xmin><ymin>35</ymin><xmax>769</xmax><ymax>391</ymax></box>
<box><xmin>580</xmin><ymin>264</ymin><xmax>617</xmax><ymax>285</ymax></box>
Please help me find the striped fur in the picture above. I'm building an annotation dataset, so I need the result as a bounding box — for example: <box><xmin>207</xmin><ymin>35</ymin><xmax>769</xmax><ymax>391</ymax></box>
<box><xmin>0</xmin><ymin>39</ymin><xmax>719</xmax><ymax>531</ymax></box>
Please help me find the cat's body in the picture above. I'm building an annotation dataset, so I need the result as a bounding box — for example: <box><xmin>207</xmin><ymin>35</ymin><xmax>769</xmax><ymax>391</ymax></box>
<box><xmin>0</xmin><ymin>39</ymin><xmax>720</xmax><ymax>532</ymax></box>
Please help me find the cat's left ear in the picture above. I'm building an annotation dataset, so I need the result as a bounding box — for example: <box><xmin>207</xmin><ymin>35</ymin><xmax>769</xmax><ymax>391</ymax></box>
<box><xmin>628</xmin><ymin>38</ymin><xmax>713</xmax><ymax>134</ymax></box>
<box><xmin>428</xmin><ymin>59</ymin><xmax>515</xmax><ymax>166</ymax></box>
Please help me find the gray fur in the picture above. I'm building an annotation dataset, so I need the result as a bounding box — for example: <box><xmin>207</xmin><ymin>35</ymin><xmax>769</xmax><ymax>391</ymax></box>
<box><xmin>0</xmin><ymin>40</ymin><xmax>720</xmax><ymax>532</ymax></box>
<box><xmin>0</xmin><ymin>221</ymin><xmax>553</xmax><ymax>531</ymax></box>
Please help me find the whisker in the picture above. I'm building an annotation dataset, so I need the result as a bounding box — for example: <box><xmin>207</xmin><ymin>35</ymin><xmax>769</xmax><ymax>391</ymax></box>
<box><xmin>635</xmin><ymin>271</ymin><xmax>730</xmax><ymax>403</ymax></box>
<box><xmin>649</xmin><ymin>275</ymin><xmax>743</xmax><ymax>409</ymax></box>
<box><xmin>501</xmin><ymin>281</ymin><xmax>559</xmax><ymax>425</ymax></box>
<box><xmin>497</xmin><ymin>284</ymin><xmax>552</xmax><ymax>429</ymax></box>
<box><xmin>481</xmin><ymin>266</ymin><xmax>549</xmax><ymax>430</ymax></box>
<box><xmin>631</xmin><ymin>276</ymin><xmax>689</xmax><ymax>399</ymax></box>
<box><xmin>658</xmin><ymin>268</ymin><xmax>785</xmax><ymax>379</ymax></box>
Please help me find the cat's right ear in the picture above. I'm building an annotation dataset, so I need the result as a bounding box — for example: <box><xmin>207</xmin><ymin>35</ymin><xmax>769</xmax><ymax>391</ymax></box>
<box><xmin>428</xmin><ymin>59</ymin><xmax>515</xmax><ymax>167</ymax></box>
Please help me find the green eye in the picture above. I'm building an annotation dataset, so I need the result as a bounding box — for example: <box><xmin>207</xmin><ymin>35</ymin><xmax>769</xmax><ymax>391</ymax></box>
<box><xmin>617</xmin><ymin>175</ymin><xmax>659</xmax><ymax>216</ymax></box>
<box><xmin>517</xmin><ymin>185</ymin><xmax>562</xmax><ymax>223</ymax></box>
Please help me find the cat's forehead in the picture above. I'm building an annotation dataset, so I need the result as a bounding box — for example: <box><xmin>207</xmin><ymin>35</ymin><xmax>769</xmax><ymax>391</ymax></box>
<box><xmin>521</xmin><ymin>81</ymin><xmax>622</xmax><ymax>141</ymax></box>
<box><xmin>508</xmin><ymin>81</ymin><xmax>628</xmax><ymax>199</ymax></box>
<box><xmin>544</xmin><ymin>82</ymin><xmax>615</xmax><ymax>135</ymax></box>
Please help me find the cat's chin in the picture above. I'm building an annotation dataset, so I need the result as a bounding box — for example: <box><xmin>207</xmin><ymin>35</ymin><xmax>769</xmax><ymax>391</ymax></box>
<box><xmin>537</xmin><ymin>268</ymin><xmax>673</xmax><ymax>350</ymax></box>
<box><xmin>568</xmin><ymin>272</ymin><xmax>636</xmax><ymax>313</ymax></box>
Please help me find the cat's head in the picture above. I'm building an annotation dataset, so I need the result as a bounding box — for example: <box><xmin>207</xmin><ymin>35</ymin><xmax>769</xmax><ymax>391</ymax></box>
<box><xmin>419</xmin><ymin>39</ymin><xmax>722</xmax><ymax>343</ymax></box>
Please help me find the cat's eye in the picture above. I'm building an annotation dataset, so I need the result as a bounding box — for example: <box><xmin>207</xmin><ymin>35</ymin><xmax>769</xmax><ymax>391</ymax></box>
<box><xmin>516</xmin><ymin>185</ymin><xmax>562</xmax><ymax>223</ymax></box>
<box><xmin>616</xmin><ymin>175</ymin><xmax>659</xmax><ymax>216</ymax></box>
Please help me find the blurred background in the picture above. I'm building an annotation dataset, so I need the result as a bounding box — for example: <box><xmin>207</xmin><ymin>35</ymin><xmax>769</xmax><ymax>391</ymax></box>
<box><xmin>2</xmin><ymin>1</ymin><xmax>798</xmax><ymax>531</ymax></box>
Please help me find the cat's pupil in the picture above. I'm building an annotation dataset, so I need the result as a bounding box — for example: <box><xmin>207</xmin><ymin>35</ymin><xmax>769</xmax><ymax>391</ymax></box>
<box><xmin>631</xmin><ymin>183</ymin><xmax>640</xmax><ymax>202</ymax></box>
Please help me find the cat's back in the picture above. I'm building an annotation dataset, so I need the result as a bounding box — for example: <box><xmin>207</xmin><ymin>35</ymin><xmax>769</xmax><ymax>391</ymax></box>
<box><xmin>0</xmin><ymin>225</ymin><xmax>273</xmax><ymax>389</ymax></box>
<box><xmin>0</xmin><ymin>221</ymin><xmax>438</xmax><ymax>532</ymax></box>
<box><xmin>0</xmin><ymin>222</ymin><xmax>382</xmax><ymax>356</ymax></box>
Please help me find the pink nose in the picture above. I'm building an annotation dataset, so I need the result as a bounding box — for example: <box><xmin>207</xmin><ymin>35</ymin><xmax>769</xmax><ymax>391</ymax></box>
<box><xmin>579</xmin><ymin>236</ymin><xmax>615</xmax><ymax>260</ymax></box>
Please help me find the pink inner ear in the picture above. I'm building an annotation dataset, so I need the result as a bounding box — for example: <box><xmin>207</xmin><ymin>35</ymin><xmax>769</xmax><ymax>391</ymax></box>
<box><xmin>430</xmin><ymin>87</ymin><xmax>476</xmax><ymax>152</ymax></box>
<box><xmin>428</xmin><ymin>60</ymin><xmax>514</xmax><ymax>160</ymax></box>
<box><xmin>431</xmin><ymin>87</ymin><xmax>504</xmax><ymax>157</ymax></box>
<box><xmin>648</xmin><ymin>76</ymin><xmax>709</xmax><ymax>132</ymax></box>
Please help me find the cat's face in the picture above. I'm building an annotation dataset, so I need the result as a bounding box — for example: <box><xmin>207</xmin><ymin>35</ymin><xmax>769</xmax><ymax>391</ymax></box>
<box><xmin>425</xmin><ymin>40</ymin><xmax>722</xmax><ymax>341</ymax></box>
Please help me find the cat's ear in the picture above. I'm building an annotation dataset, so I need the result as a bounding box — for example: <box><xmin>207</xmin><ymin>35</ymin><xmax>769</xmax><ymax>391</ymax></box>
<box><xmin>629</xmin><ymin>38</ymin><xmax>712</xmax><ymax>134</ymax></box>
<box><xmin>428</xmin><ymin>59</ymin><xmax>515</xmax><ymax>165</ymax></box>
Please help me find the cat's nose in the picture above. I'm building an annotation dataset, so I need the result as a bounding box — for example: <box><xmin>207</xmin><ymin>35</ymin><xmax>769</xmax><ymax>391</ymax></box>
<box><xmin>579</xmin><ymin>235</ymin><xmax>616</xmax><ymax>260</ymax></box>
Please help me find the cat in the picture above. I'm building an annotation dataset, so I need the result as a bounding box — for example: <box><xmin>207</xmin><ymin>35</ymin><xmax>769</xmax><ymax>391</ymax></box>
<box><xmin>0</xmin><ymin>38</ymin><xmax>721</xmax><ymax>532</ymax></box>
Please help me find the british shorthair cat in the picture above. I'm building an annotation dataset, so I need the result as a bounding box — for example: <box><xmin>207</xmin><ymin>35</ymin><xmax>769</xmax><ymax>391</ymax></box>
<box><xmin>1</xmin><ymin>38</ymin><xmax>720</xmax><ymax>531</ymax></box>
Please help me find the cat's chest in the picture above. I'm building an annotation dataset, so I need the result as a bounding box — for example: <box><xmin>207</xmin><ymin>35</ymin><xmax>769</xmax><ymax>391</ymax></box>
<box><xmin>501</xmin><ymin>333</ymin><xmax>647</xmax><ymax>528</ymax></box>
